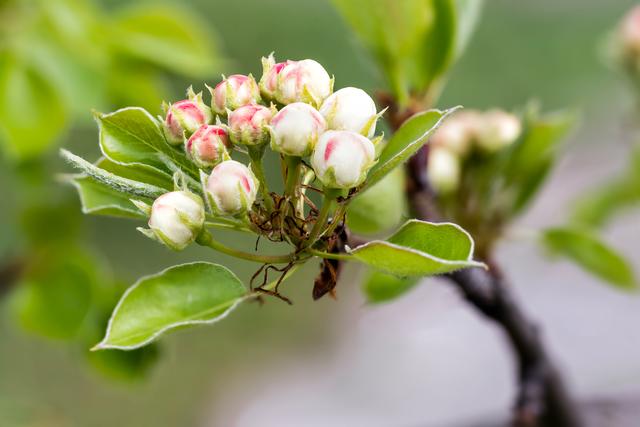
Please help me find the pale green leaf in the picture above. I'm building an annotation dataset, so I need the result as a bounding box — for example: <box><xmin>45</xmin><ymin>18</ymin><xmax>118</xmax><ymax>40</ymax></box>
<box><xmin>367</xmin><ymin>107</ymin><xmax>458</xmax><ymax>188</ymax></box>
<box><xmin>363</xmin><ymin>270</ymin><xmax>419</xmax><ymax>303</ymax></box>
<box><xmin>454</xmin><ymin>0</ymin><xmax>484</xmax><ymax>59</ymax></box>
<box><xmin>94</xmin><ymin>262</ymin><xmax>248</xmax><ymax>350</ymax></box>
<box><xmin>348</xmin><ymin>167</ymin><xmax>406</xmax><ymax>235</ymax></box>
<box><xmin>350</xmin><ymin>220</ymin><xmax>485</xmax><ymax>276</ymax></box>
<box><xmin>70</xmin><ymin>177</ymin><xmax>145</xmax><ymax>219</ymax></box>
<box><xmin>542</xmin><ymin>227</ymin><xmax>636</xmax><ymax>291</ymax></box>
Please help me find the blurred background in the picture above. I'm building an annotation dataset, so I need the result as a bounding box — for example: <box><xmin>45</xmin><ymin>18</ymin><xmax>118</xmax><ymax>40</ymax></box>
<box><xmin>1</xmin><ymin>0</ymin><xmax>639</xmax><ymax>426</ymax></box>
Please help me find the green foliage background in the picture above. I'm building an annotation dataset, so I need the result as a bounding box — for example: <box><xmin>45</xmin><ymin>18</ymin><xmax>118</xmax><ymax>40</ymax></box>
<box><xmin>1</xmin><ymin>0</ymin><xmax>638</xmax><ymax>425</ymax></box>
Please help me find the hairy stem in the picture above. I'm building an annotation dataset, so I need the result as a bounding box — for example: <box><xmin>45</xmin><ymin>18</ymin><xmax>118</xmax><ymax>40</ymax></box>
<box><xmin>248</xmin><ymin>145</ymin><xmax>274</xmax><ymax>212</ymax></box>
<box><xmin>305</xmin><ymin>191</ymin><xmax>335</xmax><ymax>247</ymax></box>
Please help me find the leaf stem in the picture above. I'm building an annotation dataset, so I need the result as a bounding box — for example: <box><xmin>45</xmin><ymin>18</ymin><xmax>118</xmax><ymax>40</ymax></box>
<box><xmin>304</xmin><ymin>190</ymin><xmax>337</xmax><ymax>247</ymax></box>
<box><xmin>307</xmin><ymin>248</ymin><xmax>352</xmax><ymax>261</ymax></box>
<box><xmin>197</xmin><ymin>231</ymin><xmax>294</xmax><ymax>264</ymax></box>
<box><xmin>283</xmin><ymin>155</ymin><xmax>302</xmax><ymax>209</ymax></box>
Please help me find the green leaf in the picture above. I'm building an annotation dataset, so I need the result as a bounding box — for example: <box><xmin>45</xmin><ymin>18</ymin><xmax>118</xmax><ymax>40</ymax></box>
<box><xmin>348</xmin><ymin>167</ymin><xmax>406</xmax><ymax>235</ymax></box>
<box><xmin>454</xmin><ymin>0</ymin><xmax>484</xmax><ymax>59</ymax></box>
<box><xmin>87</xmin><ymin>344</ymin><xmax>160</xmax><ymax>382</ymax></box>
<box><xmin>110</xmin><ymin>5</ymin><xmax>221</xmax><ymax>78</ymax></box>
<box><xmin>97</xmin><ymin>157</ymin><xmax>173</xmax><ymax>189</ymax></box>
<box><xmin>94</xmin><ymin>262</ymin><xmax>248</xmax><ymax>350</ymax></box>
<box><xmin>0</xmin><ymin>54</ymin><xmax>67</xmax><ymax>159</ymax></box>
<box><xmin>10</xmin><ymin>248</ymin><xmax>97</xmax><ymax>340</ymax></box>
<box><xmin>542</xmin><ymin>227</ymin><xmax>636</xmax><ymax>291</ymax></box>
<box><xmin>349</xmin><ymin>220</ymin><xmax>485</xmax><ymax>276</ymax></box>
<box><xmin>332</xmin><ymin>0</ymin><xmax>457</xmax><ymax>101</ymax></box>
<box><xmin>363</xmin><ymin>270</ymin><xmax>419</xmax><ymax>303</ymax></box>
<box><xmin>70</xmin><ymin>177</ymin><xmax>145</xmax><ymax>218</ymax></box>
<box><xmin>505</xmin><ymin>108</ymin><xmax>576</xmax><ymax>215</ymax></box>
<box><xmin>367</xmin><ymin>107</ymin><xmax>458</xmax><ymax>188</ymax></box>
<box><xmin>61</xmin><ymin>149</ymin><xmax>167</xmax><ymax>199</ymax></box>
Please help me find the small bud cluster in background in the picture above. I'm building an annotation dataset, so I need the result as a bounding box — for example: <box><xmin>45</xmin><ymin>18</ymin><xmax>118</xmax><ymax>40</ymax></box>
<box><xmin>142</xmin><ymin>54</ymin><xmax>384</xmax><ymax>250</ymax></box>
<box><xmin>428</xmin><ymin>109</ymin><xmax>521</xmax><ymax>193</ymax></box>
<box><xmin>612</xmin><ymin>6</ymin><xmax>640</xmax><ymax>76</ymax></box>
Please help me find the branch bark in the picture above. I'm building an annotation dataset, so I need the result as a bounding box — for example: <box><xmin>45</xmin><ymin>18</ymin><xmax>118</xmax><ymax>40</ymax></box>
<box><xmin>406</xmin><ymin>144</ymin><xmax>582</xmax><ymax>426</ymax></box>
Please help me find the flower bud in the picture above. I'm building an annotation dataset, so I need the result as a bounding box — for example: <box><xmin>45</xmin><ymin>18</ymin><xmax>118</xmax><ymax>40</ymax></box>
<box><xmin>185</xmin><ymin>125</ymin><xmax>231</xmax><ymax>169</ymax></box>
<box><xmin>620</xmin><ymin>6</ymin><xmax>640</xmax><ymax>56</ymax></box>
<box><xmin>311</xmin><ymin>130</ymin><xmax>376</xmax><ymax>189</ymax></box>
<box><xmin>228</xmin><ymin>104</ymin><xmax>273</xmax><ymax>146</ymax></box>
<box><xmin>162</xmin><ymin>89</ymin><xmax>212</xmax><ymax>145</ymax></box>
<box><xmin>430</xmin><ymin>111</ymin><xmax>479</xmax><ymax>156</ymax></box>
<box><xmin>319</xmin><ymin>87</ymin><xmax>379</xmax><ymax>138</ymax></box>
<box><xmin>209</xmin><ymin>74</ymin><xmax>261</xmax><ymax>115</ymax></box>
<box><xmin>270</xmin><ymin>102</ymin><xmax>327</xmax><ymax>156</ymax></box>
<box><xmin>145</xmin><ymin>191</ymin><xmax>205</xmax><ymax>250</ymax></box>
<box><xmin>260</xmin><ymin>55</ymin><xmax>332</xmax><ymax>107</ymax></box>
<box><xmin>427</xmin><ymin>147</ymin><xmax>460</xmax><ymax>194</ymax></box>
<box><xmin>475</xmin><ymin>110</ymin><xmax>521</xmax><ymax>152</ymax></box>
<box><xmin>205</xmin><ymin>160</ymin><xmax>259</xmax><ymax>215</ymax></box>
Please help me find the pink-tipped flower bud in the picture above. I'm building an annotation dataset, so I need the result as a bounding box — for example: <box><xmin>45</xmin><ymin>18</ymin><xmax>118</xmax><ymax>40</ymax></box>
<box><xmin>270</xmin><ymin>102</ymin><xmax>327</xmax><ymax>156</ymax></box>
<box><xmin>228</xmin><ymin>104</ymin><xmax>273</xmax><ymax>146</ymax></box>
<box><xmin>162</xmin><ymin>89</ymin><xmax>212</xmax><ymax>145</ymax></box>
<box><xmin>476</xmin><ymin>110</ymin><xmax>521</xmax><ymax>152</ymax></box>
<box><xmin>209</xmin><ymin>74</ymin><xmax>261</xmax><ymax>115</ymax></box>
<box><xmin>620</xmin><ymin>6</ymin><xmax>640</xmax><ymax>56</ymax></box>
<box><xmin>427</xmin><ymin>147</ymin><xmax>460</xmax><ymax>194</ymax></box>
<box><xmin>430</xmin><ymin>111</ymin><xmax>480</xmax><ymax>156</ymax></box>
<box><xmin>146</xmin><ymin>191</ymin><xmax>205</xmax><ymax>250</ymax></box>
<box><xmin>260</xmin><ymin>55</ymin><xmax>333</xmax><ymax>107</ymax></box>
<box><xmin>320</xmin><ymin>87</ymin><xmax>379</xmax><ymax>138</ymax></box>
<box><xmin>185</xmin><ymin>125</ymin><xmax>231</xmax><ymax>169</ymax></box>
<box><xmin>311</xmin><ymin>130</ymin><xmax>376</xmax><ymax>189</ymax></box>
<box><xmin>205</xmin><ymin>160</ymin><xmax>259</xmax><ymax>215</ymax></box>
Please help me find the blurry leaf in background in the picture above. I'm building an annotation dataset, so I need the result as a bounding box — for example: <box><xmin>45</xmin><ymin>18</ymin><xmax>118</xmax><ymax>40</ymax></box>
<box><xmin>362</xmin><ymin>269</ymin><xmax>419</xmax><ymax>303</ymax></box>
<box><xmin>504</xmin><ymin>106</ymin><xmax>576</xmax><ymax>216</ymax></box>
<box><xmin>571</xmin><ymin>145</ymin><xmax>640</xmax><ymax>228</ymax></box>
<box><xmin>542</xmin><ymin>227</ymin><xmax>636</xmax><ymax>291</ymax></box>
<box><xmin>9</xmin><ymin>248</ymin><xmax>99</xmax><ymax>340</ymax></box>
<box><xmin>453</xmin><ymin>0</ymin><xmax>483</xmax><ymax>60</ymax></box>
<box><xmin>0</xmin><ymin>54</ymin><xmax>67</xmax><ymax>159</ymax></box>
<box><xmin>0</xmin><ymin>0</ymin><xmax>222</xmax><ymax>161</ymax></box>
<box><xmin>350</xmin><ymin>220</ymin><xmax>485</xmax><ymax>277</ymax></box>
<box><xmin>20</xmin><ymin>201</ymin><xmax>82</xmax><ymax>246</ymax></box>
<box><xmin>348</xmin><ymin>167</ymin><xmax>407</xmax><ymax>235</ymax></box>
<box><xmin>95</xmin><ymin>263</ymin><xmax>247</xmax><ymax>350</ymax></box>
<box><xmin>87</xmin><ymin>342</ymin><xmax>160</xmax><ymax>381</ymax></box>
<box><xmin>331</xmin><ymin>0</ymin><xmax>461</xmax><ymax>103</ymax></box>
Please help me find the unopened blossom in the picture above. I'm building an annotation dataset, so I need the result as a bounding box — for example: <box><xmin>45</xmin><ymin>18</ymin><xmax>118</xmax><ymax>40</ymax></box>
<box><xmin>427</xmin><ymin>147</ymin><xmax>460</xmax><ymax>194</ymax></box>
<box><xmin>206</xmin><ymin>160</ymin><xmax>259</xmax><ymax>215</ymax></box>
<box><xmin>162</xmin><ymin>89</ymin><xmax>212</xmax><ymax>145</ymax></box>
<box><xmin>476</xmin><ymin>110</ymin><xmax>521</xmax><ymax>152</ymax></box>
<box><xmin>430</xmin><ymin>111</ymin><xmax>480</xmax><ymax>156</ymax></box>
<box><xmin>320</xmin><ymin>87</ymin><xmax>379</xmax><ymax>138</ymax></box>
<box><xmin>145</xmin><ymin>191</ymin><xmax>205</xmax><ymax>250</ymax></box>
<box><xmin>228</xmin><ymin>104</ymin><xmax>273</xmax><ymax>146</ymax></box>
<box><xmin>270</xmin><ymin>102</ymin><xmax>327</xmax><ymax>156</ymax></box>
<box><xmin>185</xmin><ymin>124</ymin><xmax>231</xmax><ymax>169</ymax></box>
<box><xmin>311</xmin><ymin>130</ymin><xmax>376</xmax><ymax>189</ymax></box>
<box><xmin>260</xmin><ymin>55</ymin><xmax>332</xmax><ymax>107</ymax></box>
<box><xmin>209</xmin><ymin>74</ymin><xmax>261</xmax><ymax>115</ymax></box>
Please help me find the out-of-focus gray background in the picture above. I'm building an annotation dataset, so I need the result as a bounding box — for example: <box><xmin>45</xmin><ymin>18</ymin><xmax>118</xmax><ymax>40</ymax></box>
<box><xmin>1</xmin><ymin>0</ymin><xmax>639</xmax><ymax>426</ymax></box>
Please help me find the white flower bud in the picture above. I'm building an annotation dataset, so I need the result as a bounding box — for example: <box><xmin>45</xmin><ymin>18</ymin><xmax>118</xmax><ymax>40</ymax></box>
<box><xmin>427</xmin><ymin>147</ymin><xmax>460</xmax><ymax>194</ymax></box>
<box><xmin>620</xmin><ymin>6</ymin><xmax>640</xmax><ymax>55</ymax></box>
<box><xmin>228</xmin><ymin>104</ymin><xmax>273</xmax><ymax>146</ymax></box>
<box><xmin>311</xmin><ymin>130</ymin><xmax>376</xmax><ymax>189</ymax></box>
<box><xmin>430</xmin><ymin>111</ymin><xmax>480</xmax><ymax>156</ymax></box>
<box><xmin>185</xmin><ymin>125</ymin><xmax>231</xmax><ymax>169</ymax></box>
<box><xmin>146</xmin><ymin>191</ymin><xmax>205</xmax><ymax>250</ymax></box>
<box><xmin>209</xmin><ymin>74</ymin><xmax>261</xmax><ymax>115</ymax></box>
<box><xmin>319</xmin><ymin>87</ymin><xmax>379</xmax><ymax>138</ymax></box>
<box><xmin>162</xmin><ymin>89</ymin><xmax>212</xmax><ymax>145</ymax></box>
<box><xmin>205</xmin><ymin>160</ymin><xmax>259</xmax><ymax>215</ymax></box>
<box><xmin>476</xmin><ymin>110</ymin><xmax>521</xmax><ymax>152</ymax></box>
<box><xmin>260</xmin><ymin>55</ymin><xmax>332</xmax><ymax>107</ymax></box>
<box><xmin>270</xmin><ymin>102</ymin><xmax>327</xmax><ymax>156</ymax></box>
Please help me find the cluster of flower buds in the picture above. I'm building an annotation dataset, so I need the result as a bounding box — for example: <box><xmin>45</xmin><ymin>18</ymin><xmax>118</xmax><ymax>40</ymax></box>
<box><xmin>428</xmin><ymin>109</ymin><xmax>522</xmax><ymax>193</ymax></box>
<box><xmin>142</xmin><ymin>54</ymin><xmax>384</xmax><ymax>250</ymax></box>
